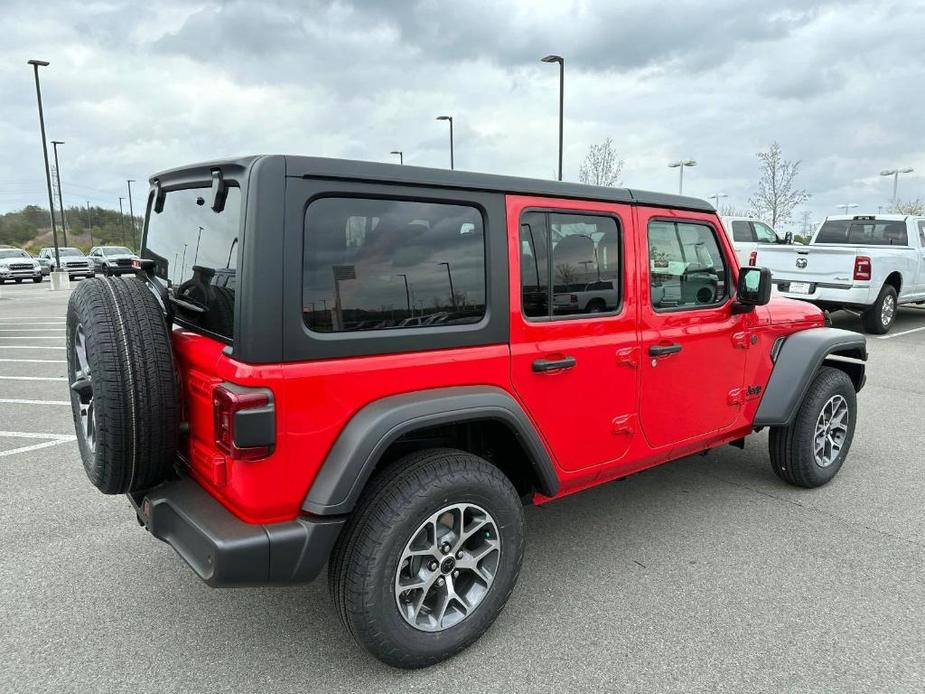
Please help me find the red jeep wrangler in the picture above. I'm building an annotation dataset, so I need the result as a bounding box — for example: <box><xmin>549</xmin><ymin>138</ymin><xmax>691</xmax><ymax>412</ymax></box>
<box><xmin>66</xmin><ymin>156</ymin><xmax>867</xmax><ymax>668</ymax></box>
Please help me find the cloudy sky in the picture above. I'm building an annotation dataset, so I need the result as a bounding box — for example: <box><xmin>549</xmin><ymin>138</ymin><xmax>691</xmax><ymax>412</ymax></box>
<box><xmin>2</xmin><ymin>0</ymin><xmax>923</xmax><ymax>230</ymax></box>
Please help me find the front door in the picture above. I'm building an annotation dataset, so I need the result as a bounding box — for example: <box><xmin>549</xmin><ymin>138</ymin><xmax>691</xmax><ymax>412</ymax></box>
<box><xmin>508</xmin><ymin>196</ymin><xmax>639</xmax><ymax>476</ymax></box>
<box><xmin>637</xmin><ymin>209</ymin><xmax>748</xmax><ymax>450</ymax></box>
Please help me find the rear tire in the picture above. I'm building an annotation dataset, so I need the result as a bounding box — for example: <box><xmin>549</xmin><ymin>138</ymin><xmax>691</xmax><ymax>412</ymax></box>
<box><xmin>861</xmin><ymin>284</ymin><xmax>897</xmax><ymax>334</ymax></box>
<box><xmin>329</xmin><ymin>448</ymin><xmax>524</xmax><ymax>669</ymax></box>
<box><xmin>66</xmin><ymin>277</ymin><xmax>179</xmax><ymax>493</ymax></box>
<box><xmin>768</xmin><ymin>367</ymin><xmax>856</xmax><ymax>488</ymax></box>
<box><xmin>32</xmin><ymin>277</ymin><xmax>42</xmax><ymax>283</ymax></box>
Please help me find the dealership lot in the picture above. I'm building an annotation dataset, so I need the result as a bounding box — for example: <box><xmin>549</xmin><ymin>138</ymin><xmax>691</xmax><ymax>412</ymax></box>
<box><xmin>0</xmin><ymin>280</ymin><xmax>922</xmax><ymax>693</ymax></box>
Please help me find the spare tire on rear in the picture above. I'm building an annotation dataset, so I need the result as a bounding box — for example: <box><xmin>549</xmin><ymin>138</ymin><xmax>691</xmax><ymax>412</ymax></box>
<box><xmin>66</xmin><ymin>277</ymin><xmax>180</xmax><ymax>494</ymax></box>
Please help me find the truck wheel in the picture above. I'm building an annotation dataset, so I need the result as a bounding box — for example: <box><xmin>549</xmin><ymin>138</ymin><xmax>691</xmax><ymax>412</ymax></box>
<box><xmin>329</xmin><ymin>448</ymin><xmax>524</xmax><ymax>669</ymax></box>
<box><xmin>768</xmin><ymin>366</ymin><xmax>856</xmax><ymax>488</ymax></box>
<box><xmin>32</xmin><ymin>277</ymin><xmax>42</xmax><ymax>283</ymax></box>
<box><xmin>861</xmin><ymin>284</ymin><xmax>897</xmax><ymax>334</ymax></box>
<box><xmin>66</xmin><ymin>278</ymin><xmax>179</xmax><ymax>494</ymax></box>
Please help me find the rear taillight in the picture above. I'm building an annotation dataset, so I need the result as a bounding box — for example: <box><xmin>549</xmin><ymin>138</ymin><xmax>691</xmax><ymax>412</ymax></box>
<box><xmin>853</xmin><ymin>256</ymin><xmax>871</xmax><ymax>281</ymax></box>
<box><xmin>748</xmin><ymin>250</ymin><xmax>758</xmax><ymax>267</ymax></box>
<box><xmin>213</xmin><ymin>383</ymin><xmax>275</xmax><ymax>461</ymax></box>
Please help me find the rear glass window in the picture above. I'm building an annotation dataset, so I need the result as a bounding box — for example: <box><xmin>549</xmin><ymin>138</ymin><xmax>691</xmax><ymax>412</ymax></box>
<box><xmin>815</xmin><ymin>219</ymin><xmax>908</xmax><ymax>245</ymax></box>
<box><xmin>303</xmin><ymin>198</ymin><xmax>486</xmax><ymax>333</ymax></box>
<box><xmin>730</xmin><ymin>220</ymin><xmax>753</xmax><ymax>243</ymax></box>
<box><xmin>143</xmin><ymin>186</ymin><xmax>241</xmax><ymax>341</ymax></box>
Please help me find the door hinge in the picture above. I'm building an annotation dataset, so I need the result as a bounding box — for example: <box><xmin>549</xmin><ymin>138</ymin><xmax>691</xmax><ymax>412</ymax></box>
<box><xmin>727</xmin><ymin>388</ymin><xmax>744</xmax><ymax>406</ymax></box>
<box><xmin>616</xmin><ymin>347</ymin><xmax>638</xmax><ymax>368</ymax></box>
<box><xmin>611</xmin><ymin>414</ymin><xmax>635</xmax><ymax>435</ymax></box>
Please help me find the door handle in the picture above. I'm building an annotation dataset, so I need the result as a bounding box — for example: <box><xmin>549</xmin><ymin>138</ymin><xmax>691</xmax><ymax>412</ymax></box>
<box><xmin>648</xmin><ymin>343</ymin><xmax>682</xmax><ymax>357</ymax></box>
<box><xmin>532</xmin><ymin>356</ymin><xmax>577</xmax><ymax>372</ymax></box>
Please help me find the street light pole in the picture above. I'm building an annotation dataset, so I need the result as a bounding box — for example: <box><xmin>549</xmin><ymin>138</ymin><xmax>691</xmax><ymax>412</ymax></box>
<box><xmin>396</xmin><ymin>273</ymin><xmax>411</xmax><ymax>315</ymax></box>
<box><xmin>541</xmin><ymin>55</ymin><xmax>565</xmax><ymax>181</ymax></box>
<box><xmin>126</xmin><ymin>179</ymin><xmax>137</xmax><ymax>250</ymax></box>
<box><xmin>439</xmin><ymin>262</ymin><xmax>457</xmax><ymax>310</ymax></box>
<box><xmin>194</xmin><ymin>225</ymin><xmax>203</xmax><ymax>267</ymax></box>
<box><xmin>27</xmin><ymin>59</ymin><xmax>61</xmax><ymax>272</ymax></box>
<box><xmin>118</xmin><ymin>196</ymin><xmax>127</xmax><ymax>246</ymax></box>
<box><xmin>436</xmin><ymin>116</ymin><xmax>454</xmax><ymax>170</ymax></box>
<box><xmin>837</xmin><ymin>203</ymin><xmax>858</xmax><ymax>215</ymax></box>
<box><xmin>668</xmin><ymin>160</ymin><xmax>697</xmax><ymax>195</ymax></box>
<box><xmin>86</xmin><ymin>201</ymin><xmax>94</xmax><ymax>247</ymax></box>
<box><xmin>879</xmin><ymin>168</ymin><xmax>914</xmax><ymax>205</ymax></box>
<box><xmin>51</xmin><ymin>140</ymin><xmax>69</xmax><ymax>246</ymax></box>
<box><xmin>390</xmin><ymin>150</ymin><xmax>403</xmax><ymax>165</ymax></box>
<box><xmin>710</xmin><ymin>192</ymin><xmax>728</xmax><ymax>209</ymax></box>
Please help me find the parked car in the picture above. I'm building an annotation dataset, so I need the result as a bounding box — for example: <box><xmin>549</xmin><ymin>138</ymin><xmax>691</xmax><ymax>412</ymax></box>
<box><xmin>0</xmin><ymin>247</ymin><xmax>43</xmax><ymax>283</ymax></box>
<box><xmin>757</xmin><ymin>214</ymin><xmax>925</xmax><ymax>334</ymax></box>
<box><xmin>37</xmin><ymin>246</ymin><xmax>95</xmax><ymax>279</ymax></box>
<box><xmin>553</xmin><ymin>279</ymin><xmax>619</xmax><ymax>313</ymax></box>
<box><xmin>65</xmin><ymin>156</ymin><xmax>867</xmax><ymax>669</ymax></box>
<box><xmin>88</xmin><ymin>245</ymin><xmax>139</xmax><ymax>276</ymax></box>
<box><xmin>721</xmin><ymin>216</ymin><xmax>792</xmax><ymax>266</ymax></box>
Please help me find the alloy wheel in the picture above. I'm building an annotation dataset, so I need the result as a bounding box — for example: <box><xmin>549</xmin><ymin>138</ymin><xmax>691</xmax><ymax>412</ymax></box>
<box><xmin>71</xmin><ymin>323</ymin><xmax>96</xmax><ymax>453</ymax></box>
<box><xmin>813</xmin><ymin>394</ymin><xmax>849</xmax><ymax>468</ymax></box>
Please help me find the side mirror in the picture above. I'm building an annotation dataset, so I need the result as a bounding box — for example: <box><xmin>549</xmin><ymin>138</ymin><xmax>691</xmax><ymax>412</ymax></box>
<box><xmin>733</xmin><ymin>266</ymin><xmax>772</xmax><ymax>313</ymax></box>
<box><xmin>783</xmin><ymin>231</ymin><xmax>793</xmax><ymax>244</ymax></box>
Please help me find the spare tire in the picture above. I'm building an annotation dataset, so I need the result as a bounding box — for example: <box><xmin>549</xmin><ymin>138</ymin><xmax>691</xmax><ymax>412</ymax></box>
<box><xmin>66</xmin><ymin>277</ymin><xmax>180</xmax><ymax>494</ymax></box>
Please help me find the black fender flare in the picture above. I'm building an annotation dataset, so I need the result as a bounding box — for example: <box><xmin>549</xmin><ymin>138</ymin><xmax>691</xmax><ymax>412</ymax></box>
<box><xmin>301</xmin><ymin>386</ymin><xmax>559</xmax><ymax>516</ymax></box>
<box><xmin>754</xmin><ymin>327</ymin><xmax>867</xmax><ymax>427</ymax></box>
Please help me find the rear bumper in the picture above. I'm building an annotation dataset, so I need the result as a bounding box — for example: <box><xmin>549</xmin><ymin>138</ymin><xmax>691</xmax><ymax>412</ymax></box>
<box><xmin>133</xmin><ymin>476</ymin><xmax>345</xmax><ymax>587</ymax></box>
<box><xmin>772</xmin><ymin>281</ymin><xmax>872</xmax><ymax>308</ymax></box>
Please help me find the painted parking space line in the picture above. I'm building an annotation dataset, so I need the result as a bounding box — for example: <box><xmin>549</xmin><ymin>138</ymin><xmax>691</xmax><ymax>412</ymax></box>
<box><xmin>0</xmin><ymin>345</ymin><xmax>67</xmax><ymax>350</ymax></box>
<box><xmin>0</xmin><ymin>336</ymin><xmax>65</xmax><ymax>340</ymax></box>
<box><xmin>0</xmin><ymin>329</ymin><xmax>65</xmax><ymax>332</ymax></box>
<box><xmin>0</xmin><ymin>376</ymin><xmax>67</xmax><ymax>381</ymax></box>
<box><xmin>0</xmin><ymin>358</ymin><xmax>66</xmax><ymax>363</ymax></box>
<box><xmin>876</xmin><ymin>325</ymin><xmax>925</xmax><ymax>340</ymax></box>
<box><xmin>0</xmin><ymin>431</ymin><xmax>76</xmax><ymax>458</ymax></box>
<box><xmin>0</xmin><ymin>398</ymin><xmax>70</xmax><ymax>405</ymax></box>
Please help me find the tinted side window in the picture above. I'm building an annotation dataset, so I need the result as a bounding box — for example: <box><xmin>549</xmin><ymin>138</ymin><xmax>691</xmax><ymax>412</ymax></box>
<box><xmin>648</xmin><ymin>221</ymin><xmax>728</xmax><ymax>310</ymax></box>
<box><xmin>917</xmin><ymin>221</ymin><xmax>925</xmax><ymax>246</ymax></box>
<box><xmin>303</xmin><ymin>198</ymin><xmax>485</xmax><ymax>332</ymax></box>
<box><xmin>519</xmin><ymin>211</ymin><xmax>621</xmax><ymax>319</ymax></box>
<box><xmin>730</xmin><ymin>220</ymin><xmax>754</xmax><ymax>243</ymax></box>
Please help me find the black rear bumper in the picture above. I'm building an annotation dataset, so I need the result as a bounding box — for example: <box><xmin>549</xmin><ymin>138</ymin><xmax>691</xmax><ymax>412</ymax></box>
<box><xmin>132</xmin><ymin>476</ymin><xmax>345</xmax><ymax>587</ymax></box>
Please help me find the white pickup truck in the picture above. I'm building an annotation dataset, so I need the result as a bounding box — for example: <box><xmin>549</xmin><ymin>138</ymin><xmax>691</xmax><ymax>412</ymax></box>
<box><xmin>757</xmin><ymin>214</ymin><xmax>925</xmax><ymax>334</ymax></box>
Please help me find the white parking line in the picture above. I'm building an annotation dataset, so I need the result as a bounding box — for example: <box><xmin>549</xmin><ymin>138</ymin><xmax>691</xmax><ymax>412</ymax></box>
<box><xmin>0</xmin><ymin>358</ymin><xmax>66</xmax><ymax>363</ymax></box>
<box><xmin>0</xmin><ymin>329</ymin><xmax>65</xmax><ymax>332</ymax></box>
<box><xmin>876</xmin><ymin>325</ymin><xmax>925</xmax><ymax>340</ymax></box>
<box><xmin>0</xmin><ymin>398</ymin><xmax>70</xmax><ymax>405</ymax></box>
<box><xmin>0</xmin><ymin>431</ymin><xmax>76</xmax><ymax>458</ymax></box>
<box><xmin>0</xmin><ymin>376</ymin><xmax>67</xmax><ymax>381</ymax></box>
<box><xmin>0</xmin><ymin>336</ymin><xmax>64</xmax><ymax>340</ymax></box>
<box><xmin>0</xmin><ymin>322</ymin><xmax>65</xmax><ymax>326</ymax></box>
<box><xmin>0</xmin><ymin>317</ymin><xmax>65</xmax><ymax>321</ymax></box>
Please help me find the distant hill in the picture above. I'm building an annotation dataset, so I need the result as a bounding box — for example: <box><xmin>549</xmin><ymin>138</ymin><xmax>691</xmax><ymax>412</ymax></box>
<box><xmin>0</xmin><ymin>204</ymin><xmax>141</xmax><ymax>253</ymax></box>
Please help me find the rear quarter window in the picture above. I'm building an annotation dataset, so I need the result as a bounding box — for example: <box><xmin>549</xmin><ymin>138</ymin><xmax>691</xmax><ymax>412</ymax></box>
<box><xmin>303</xmin><ymin>198</ymin><xmax>486</xmax><ymax>332</ymax></box>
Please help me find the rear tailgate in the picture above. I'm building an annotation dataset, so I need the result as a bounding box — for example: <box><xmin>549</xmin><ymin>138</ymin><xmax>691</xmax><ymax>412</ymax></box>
<box><xmin>758</xmin><ymin>245</ymin><xmax>860</xmax><ymax>285</ymax></box>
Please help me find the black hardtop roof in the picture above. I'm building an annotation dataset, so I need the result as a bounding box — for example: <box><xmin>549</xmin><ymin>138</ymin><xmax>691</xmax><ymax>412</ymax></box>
<box><xmin>151</xmin><ymin>154</ymin><xmax>714</xmax><ymax>213</ymax></box>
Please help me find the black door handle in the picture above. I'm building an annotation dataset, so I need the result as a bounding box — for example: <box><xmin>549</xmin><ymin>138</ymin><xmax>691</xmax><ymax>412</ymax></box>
<box><xmin>532</xmin><ymin>356</ymin><xmax>577</xmax><ymax>372</ymax></box>
<box><xmin>648</xmin><ymin>343</ymin><xmax>682</xmax><ymax>356</ymax></box>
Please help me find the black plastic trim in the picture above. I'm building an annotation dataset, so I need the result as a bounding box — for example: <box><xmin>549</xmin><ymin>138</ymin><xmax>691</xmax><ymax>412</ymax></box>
<box><xmin>140</xmin><ymin>475</ymin><xmax>344</xmax><ymax>586</ymax></box>
<box><xmin>302</xmin><ymin>386</ymin><xmax>559</xmax><ymax>515</ymax></box>
<box><xmin>754</xmin><ymin>327</ymin><xmax>867</xmax><ymax>427</ymax></box>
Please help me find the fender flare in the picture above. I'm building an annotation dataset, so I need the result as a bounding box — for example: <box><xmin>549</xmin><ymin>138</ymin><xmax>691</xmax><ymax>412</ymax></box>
<box><xmin>753</xmin><ymin>327</ymin><xmax>867</xmax><ymax>427</ymax></box>
<box><xmin>301</xmin><ymin>386</ymin><xmax>559</xmax><ymax>516</ymax></box>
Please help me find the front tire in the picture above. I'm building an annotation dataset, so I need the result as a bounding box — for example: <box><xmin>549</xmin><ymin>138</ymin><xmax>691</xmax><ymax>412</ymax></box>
<box><xmin>861</xmin><ymin>284</ymin><xmax>897</xmax><ymax>334</ymax></box>
<box><xmin>768</xmin><ymin>366</ymin><xmax>856</xmax><ymax>488</ymax></box>
<box><xmin>329</xmin><ymin>448</ymin><xmax>524</xmax><ymax>669</ymax></box>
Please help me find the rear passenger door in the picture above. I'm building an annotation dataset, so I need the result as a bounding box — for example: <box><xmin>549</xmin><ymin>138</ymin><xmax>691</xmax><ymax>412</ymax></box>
<box><xmin>508</xmin><ymin>196</ymin><xmax>639</xmax><ymax>478</ymax></box>
<box><xmin>916</xmin><ymin>221</ymin><xmax>925</xmax><ymax>295</ymax></box>
<box><xmin>637</xmin><ymin>209</ymin><xmax>748</xmax><ymax>450</ymax></box>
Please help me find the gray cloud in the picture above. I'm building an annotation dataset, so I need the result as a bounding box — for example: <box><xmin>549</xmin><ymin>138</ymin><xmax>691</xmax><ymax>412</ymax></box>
<box><xmin>1</xmin><ymin>0</ymin><xmax>923</xmax><ymax>230</ymax></box>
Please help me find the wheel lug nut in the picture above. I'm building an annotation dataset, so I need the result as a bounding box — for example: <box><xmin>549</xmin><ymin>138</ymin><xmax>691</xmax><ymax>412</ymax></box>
<box><xmin>456</xmin><ymin>550</ymin><xmax>463</xmax><ymax>559</ymax></box>
<box><xmin>437</xmin><ymin>577</ymin><xmax>445</xmax><ymax>586</ymax></box>
<box><xmin>452</xmin><ymin>570</ymin><xmax>459</xmax><ymax>579</ymax></box>
<box><xmin>441</xmin><ymin>543</ymin><xmax>450</xmax><ymax>554</ymax></box>
<box><xmin>429</xmin><ymin>561</ymin><xmax>438</xmax><ymax>571</ymax></box>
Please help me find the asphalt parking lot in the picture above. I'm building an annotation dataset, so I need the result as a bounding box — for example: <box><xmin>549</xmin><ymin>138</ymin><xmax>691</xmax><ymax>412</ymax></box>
<box><xmin>1</xmin><ymin>279</ymin><xmax>923</xmax><ymax>693</ymax></box>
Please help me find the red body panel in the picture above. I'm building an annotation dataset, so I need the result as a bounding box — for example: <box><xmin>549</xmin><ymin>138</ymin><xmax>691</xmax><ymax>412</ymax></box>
<box><xmin>170</xmin><ymin>196</ymin><xmax>824</xmax><ymax>524</ymax></box>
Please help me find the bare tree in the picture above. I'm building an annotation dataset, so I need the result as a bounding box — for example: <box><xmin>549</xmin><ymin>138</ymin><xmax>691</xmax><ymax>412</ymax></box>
<box><xmin>889</xmin><ymin>198</ymin><xmax>925</xmax><ymax>215</ymax></box>
<box><xmin>748</xmin><ymin>142</ymin><xmax>809</xmax><ymax>227</ymax></box>
<box><xmin>718</xmin><ymin>203</ymin><xmax>751</xmax><ymax>217</ymax></box>
<box><xmin>578</xmin><ymin>138</ymin><xmax>624</xmax><ymax>187</ymax></box>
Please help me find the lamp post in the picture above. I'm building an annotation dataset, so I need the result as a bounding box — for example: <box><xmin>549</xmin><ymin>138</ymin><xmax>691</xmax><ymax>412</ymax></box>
<box><xmin>396</xmin><ymin>273</ymin><xmax>411</xmax><ymax>315</ymax></box>
<box><xmin>439</xmin><ymin>261</ymin><xmax>457</xmax><ymax>310</ymax></box>
<box><xmin>85</xmin><ymin>201</ymin><xmax>94</xmax><ymax>247</ymax></box>
<box><xmin>710</xmin><ymin>192</ymin><xmax>728</xmax><ymax>209</ymax></box>
<box><xmin>126</xmin><ymin>179</ymin><xmax>137</xmax><ymax>250</ymax></box>
<box><xmin>668</xmin><ymin>160</ymin><xmax>697</xmax><ymax>195</ymax></box>
<box><xmin>118</xmin><ymin>196</ymin><xmax>127</xmax><ymax>246</ymax></box>
<box><xmin>541</xmin><ymin>54</ymin><xmax>565</xmax><ymax>181</ymax></box>
<box><xmin>390</xmin><ymin>150</ymin><xmax>403</xmax><ymax>165</ymax></box>
<box><xmin>27</xmin><ymin>59</ymin><xmax>62</xmax><ymax>277</ymax></box>
<box><xmin>50</xmin><ymin>140</ymin><xmax>69</xmax><ymax>246</ymax></box>
<box><xmin>194</xmin><ymin>225</ymin><xmax>203</xmax><ymax>267</ymax></box>
<box><xmin>436</xmin><ymin>116</ymin><xmax>454</xmax><ymax>170</ymax></box>
<box><xmin>837</xmin><ymin>203</ymin><xmax>858</xmax><ymax>215</ymax></box>
<box><xmin>879</xmin><ymin>168</ymin><xmax>914</xmax><ymax>205</ymax></box>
